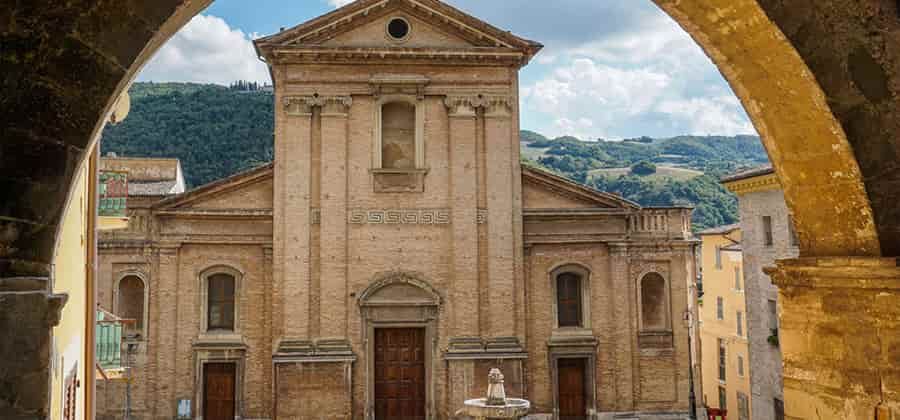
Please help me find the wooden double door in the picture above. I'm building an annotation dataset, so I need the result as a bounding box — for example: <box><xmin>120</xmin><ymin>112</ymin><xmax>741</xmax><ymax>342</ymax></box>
<box><xmin>204</xmin><ymin>363</ymin><xmax>236</xmax><ymax>420</ymax></box>
<box><xmin>374</xmin><ymin>328</ymin><xmax>426</xmax><ymax>420</ymax></box>
<box><xmin>558</xmin><ymin>358</ymin><xmax>587</xmax><ymax>420</ymax></box>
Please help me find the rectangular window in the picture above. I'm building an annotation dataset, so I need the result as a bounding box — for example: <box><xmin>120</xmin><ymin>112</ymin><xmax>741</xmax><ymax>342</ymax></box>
<box><xmin>738</xmin><ymin>392</ymin><xmax>750</xmax><ymax>420</ymax></box>
<box><xmin>208</xmin><ymin>274</ymin><xmax>236</xmax><ymax>331</ymax></box>
<box><xmin>737</xmin><ymin>311</ymin><xmax>744</xmax><ymax>337</ymax></box>
<box><xmin>774</xmin><ymin>398</ymin><xmax>785</xmax><ymax>420</ymax></box>
<box><xmin>715</xmin><ymin>245</ymin><xmax>723</xmax><ymax>269</ymax></box>
<box><xmin>718</xmin><ymin>386</ymin><xmax>727</xmax><ymax>410</ymax></box>
<box><xmin>557</xmin><ymin>273</ymin><xmax>583</xmax><ymax>328</ymax></box>
<box><xmin>788</xmin><ymin>216</ymin><xmax>799</xmax><ymax>247</ymax></box>
<box><xmin>763</xmin><ymin>215</ymin><xmax>774</xmax><ymax>246</ymax></box>
<box><xmin>738</xmin><ymin>355</ymin><xmax>745</xmax><ymax>377</ymax></box>
<box><xmin>768</xmin><ymin>299</ymin><xmax>779</xmax><ymax>330</ymax></box>
<box><xmin>718</xmin><ymin>338</ymin><xmax>727</xmax><ymax>382</ymax></box>
<box><xmin>734</xmin><ymin>266</ymin><xmax>742</xmax><ymax>291</ymax></box>
<box><xmin>716</xmin><ymin>297</ymin><xmax>724</xmax><ymax>320</ymax></box>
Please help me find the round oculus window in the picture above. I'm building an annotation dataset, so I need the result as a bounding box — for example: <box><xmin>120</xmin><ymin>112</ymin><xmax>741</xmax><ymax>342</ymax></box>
<box><xmin>387</xmin><ymin>18</ymin><xmax>410</xmax><ymax>40</ymax></box>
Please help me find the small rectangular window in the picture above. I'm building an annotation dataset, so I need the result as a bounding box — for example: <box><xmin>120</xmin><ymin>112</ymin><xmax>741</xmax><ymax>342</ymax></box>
<box><xmin>737</xmin><ymin>311</ymin><xmax>744</xmax><ymax>336</ymax></box>
<box><xmin>738</xmin><ymin>392</ymin><xmax>750</xmax><ymax>420</ymax></box>
<box><xmin>738</xmin><ymin>355</ymin><xmax>745</xmax><ymax>377</ymax></box>
<box><xmin>734</xmin><ymin>266</ymin><xmax>742</xmax><ymax>291</ymax></box>
<box><xmin>763</xmin><ymin>216</ymin><xmax>774</xmax><ymax>246</ymax></box>
<box><xmin>718</xmin><ymin>385</ymin><xmax>727</xmax><ymax>410</ymax></box>
<box><xmin>716</xmin><ymin>296</ymin><xmax>724</xmax><ymax>320</ymax></box>
<box><xmin>718</xmin><ymin>338</ymin><xmax>727</xmax><ymax>382</ymax></box>
<box><xmin>788</xmin><ymin>216</ymin><xmax>799</xmax><ymax>247</ymax></box>
<box><xmin>774</xmin><ymin>398</ymin><xmax>785</xmax><ymax>420</ymax></box>
<box><xmin>768</xmin><ymin>299</ymin><xmax>779</xmax><ymax>330</ymax></box>
<box><xmin>715</xmin><ymin>245</ymin><xmax>723</xmax><ymax>269</ymax></box>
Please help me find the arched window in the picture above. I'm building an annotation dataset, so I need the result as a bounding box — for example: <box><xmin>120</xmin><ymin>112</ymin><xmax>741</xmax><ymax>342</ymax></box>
<box><xmin>381</xmin><ymin>101</ymin><xmax>416</xmax><ymax>169</ymax></box>
<box><xmin>117</xmin><ymin>275</ymin><xmax>146</xmax><ymax>337</ymax></box>
<box><xmin>207</xmin><ymin>273</ymin><xmax>236</xmax><ymax>332</ymax></box>
<box><xmin>551</xmin><ymin>264</ymin><xmax>591</xmax><ymax>330</ymax></box>
<box><xmin>640</xmin><ymin>272</ymin><xmax>668</xmax><ymax>330</ymax></box>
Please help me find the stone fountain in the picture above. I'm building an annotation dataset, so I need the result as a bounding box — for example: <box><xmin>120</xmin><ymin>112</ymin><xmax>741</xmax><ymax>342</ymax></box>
<box><xmin>458</xmin><ymin>368</ymin><xmax>531</xmax><ymax>419</ymax></box>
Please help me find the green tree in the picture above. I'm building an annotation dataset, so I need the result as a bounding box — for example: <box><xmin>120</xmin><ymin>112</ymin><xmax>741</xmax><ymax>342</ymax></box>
<box><xmin>631</xmin><ymin>160</ymin><xmax>657</xmax><ymax>176</ymax></box>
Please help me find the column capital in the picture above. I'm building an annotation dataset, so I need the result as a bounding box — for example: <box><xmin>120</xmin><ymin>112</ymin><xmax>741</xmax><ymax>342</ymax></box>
<box><xmin>443</xmin><ymin>94</ymin><xmax>512</xmax><ymax>118</ymax></box>
<box><xmin>766</xmin><ymin>257</ymin><xmax>900</xmax><ymax>289</ymax></box>
<box><xmin>284</xmin><ymin>95</ymin><xmax>352</xmax><ymax>116</ymax></box>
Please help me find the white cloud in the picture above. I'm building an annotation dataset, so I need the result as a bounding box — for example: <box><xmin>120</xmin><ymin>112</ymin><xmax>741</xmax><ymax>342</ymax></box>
<box><xmin>328</xmin><ymin>0</ymin><xmax>355</xmax><ymax>7</ymax></box>
<box><xmin>138</xmin><ymin>15</ymin><xmax>270</xmax><ymax>85</ymax></box>
<box><xmin>522</xmin><ymin>6</ymin><xmax>756</xmax><ymax>139</ymax></box>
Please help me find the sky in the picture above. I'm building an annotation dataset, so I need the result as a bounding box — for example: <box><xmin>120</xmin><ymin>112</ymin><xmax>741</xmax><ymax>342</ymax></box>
<box><xmin>136</xmin><ymin>0</ymin><xmax>757</xmax><ymax>140</ymax></box>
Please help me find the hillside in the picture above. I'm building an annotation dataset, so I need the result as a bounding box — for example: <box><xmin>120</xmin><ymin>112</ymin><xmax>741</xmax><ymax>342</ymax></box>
<box><xmin>102</xmin><ymin>82</ymin><xmax>768</xmax><ymax>231</ymax></box>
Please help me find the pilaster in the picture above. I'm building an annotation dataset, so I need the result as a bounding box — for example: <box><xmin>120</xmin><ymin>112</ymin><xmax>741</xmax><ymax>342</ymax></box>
<box><xmin>484</xmin><ymin>97</ymin><xmax>516</xmax><ymax>340</ymax></box>
<box><xmin>609</xmin><ymin>243</ymin><xmax>635</xmax><ymax>410</ymax></box>
<box><xmin>319</xmin><ymin>96</ymin><xmax>351</xmax><ymax>348</ymax></box>
<box><xmin>446</xmin><ymin>97</ymin><xmax>480</xmax><ymax>349</ymax></box>
<box><xmin>154</xmin><ymin>245</ymin><xmax>180</xmax><ymax>417</ymax></box>
<box><xmin>278</xmin><ymin>95</ymin><xmax>315</xmax><ymax>345</ymax></box>
<box><xmin>767</xmin><ymin>257</ymin><xmax>900</xmax><ymax>420</ymax></box>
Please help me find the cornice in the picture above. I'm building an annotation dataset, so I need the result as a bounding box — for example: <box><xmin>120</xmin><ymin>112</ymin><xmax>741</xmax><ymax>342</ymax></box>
<box><xmin>155</xmin><ymin>209</ymin><xmax>274</xmax><ymax>220</ymax></box>
<box><xmin>267</xmin><ymin>47</ymin><xmax>530</xmax><ymax>67</ymax></box>
<box><xmin>723</xmin><ymin>173</ymin><xmax>780</xmax><ymax>195</ymax></box>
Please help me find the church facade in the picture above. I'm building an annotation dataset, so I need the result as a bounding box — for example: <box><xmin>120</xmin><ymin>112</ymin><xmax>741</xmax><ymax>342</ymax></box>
<box><xmin>97</xmin><ymin>1</ymin><xmax>699</xmax><ymax>419</ymax></box>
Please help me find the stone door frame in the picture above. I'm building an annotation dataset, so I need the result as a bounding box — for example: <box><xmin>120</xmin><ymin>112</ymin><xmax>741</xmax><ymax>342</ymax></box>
<box><xmin>192</xmin><ymin>343</ymin><xmax>247</xmax><ymax>420</ymax></box>
<box><xmin>358</xmin><ymin>271</ymin><xmax>442</xmax><ymax>420</ymax></box>
<box><xmin>548</xmin><ymin>344</ymin><xmax>598</xmax><ymax>420</ymax></box>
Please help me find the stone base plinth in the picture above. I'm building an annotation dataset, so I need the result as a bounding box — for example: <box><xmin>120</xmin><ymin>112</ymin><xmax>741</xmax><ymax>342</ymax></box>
<box><xmin>767</xmin><ymin>257</ymin><xmax>900</xmax><ymax>420</ymax></box>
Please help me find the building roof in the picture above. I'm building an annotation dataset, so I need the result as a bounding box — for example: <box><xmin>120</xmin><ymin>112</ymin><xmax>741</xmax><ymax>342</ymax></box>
<box><xmin>129</xmin><ymin>180</ymin><xmax>181</xmax><ymax>197</ymax></box>
<box><xmin>101</xmin><ymin>155</ymin><xmax>187</xmax><ymax>197</ymax></box>
<box><xmin>721</xmin><ymin>242</ymin><xmax>742</xmax><ymax>252</ymax></box>
<box><xmin>696</xmin><ymin>223</ymin><xmax>741</xmax><ymax>236</ymax></box>
<box><xmin>254</xmin><ymin>0</ymin><xmax>543</xmax><ymax>67</ymax></box>
<box><xmin>720</xmin><ymin>164</ymin><xmax>774</xmax><ymax>183</ymax></box>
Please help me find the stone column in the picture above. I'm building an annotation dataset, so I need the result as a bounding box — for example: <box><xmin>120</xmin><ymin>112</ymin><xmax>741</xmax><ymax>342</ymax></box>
<box><xmin>483</xmin><ymin>97</ymin><xmax>520</xmax><ymax>350</ymax></box>
<box><xmin>276</xmin><ymin>96</ymin><xmax>315</xmax><ymax>351</ymax></box>
<box><xmin>767</xmin><ymin>257</ymin><xmax>900</xmax><ymax>420</ymax></box>
<box><xmin>0</xmin><ymin>278</ymin><xmax>66</xmax><ymax>417</ymax></box>
<box><xmin>609</xmin><ymin>243</ymin><xmax>635</xmax><ymax>410</ymax></box>
<box><xmin>319</xmin><ymin>96</ymin><xmax>352</xmax><ymax>352</ymax></box>
<box><xmin>445</xmin><ymin>96</ymin><xmax>481</xmax><ymax>353</ymax></box>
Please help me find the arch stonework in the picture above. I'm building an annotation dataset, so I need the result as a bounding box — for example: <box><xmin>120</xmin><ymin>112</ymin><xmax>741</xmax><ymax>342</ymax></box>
<box><xmin>2</xmin><ymin>0</ymin><xmax>899</xmax><ymax>418</ymax></box>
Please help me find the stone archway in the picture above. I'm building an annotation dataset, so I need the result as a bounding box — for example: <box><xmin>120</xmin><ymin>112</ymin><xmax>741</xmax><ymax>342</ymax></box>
<box><xmin>3</xmin><ymin>0</ymin><xmax>899</xmax><ymax>418</ymax></box>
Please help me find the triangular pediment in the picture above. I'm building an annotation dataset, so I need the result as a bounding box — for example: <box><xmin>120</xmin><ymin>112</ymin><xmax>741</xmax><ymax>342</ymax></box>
<box><xmin>153</xmin><ymin>164</ymin><xmax>274</xmax><ymax>212</ymax></box>
<box><xmin>522</xmin><ymin>166</ymin><xmax>639</xmax><ymax>210</ymax></box>
<box><xmin>255</xmin><ymin>0</ymin><xmax>542</xmax><ymax>61</ymax></box>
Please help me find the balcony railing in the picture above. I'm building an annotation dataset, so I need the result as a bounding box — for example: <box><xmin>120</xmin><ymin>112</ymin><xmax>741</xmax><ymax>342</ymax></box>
<box><xmin>96</xmin><ymin>310</ymin><xmax>129</xmax><ymax>369</ymax></box>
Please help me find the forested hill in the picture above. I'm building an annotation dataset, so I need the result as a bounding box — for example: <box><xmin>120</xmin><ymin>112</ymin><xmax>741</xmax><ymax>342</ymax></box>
<box><xmin>102</xmin><ymin>82</ymin><xmax>768</xmax><ymax>230</ymax></box>
<box><xmin>102</xmin><ymin>82</ymin><xmax>276</xmax><ymax>188</ymax></box>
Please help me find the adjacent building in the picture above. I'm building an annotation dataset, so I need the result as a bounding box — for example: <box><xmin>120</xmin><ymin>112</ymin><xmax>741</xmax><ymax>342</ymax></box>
<box><xmin>96</xmin><ymin>1</ymin><xmax>699</xmax><ymax>419</ymax></box>
<box><xmin>49</xmin><ymin>92</ymin><xmax>131</xmax><ymax>420</ymax></box>
<box><xmin>722</xmin><ymin>165</ymin><xmax>798</xmax><ymax>420</ymax></box>
<box><xmin>697</xmin><ymin>224</ymin><xmax>751</xmax><ymax>420</ymax></box>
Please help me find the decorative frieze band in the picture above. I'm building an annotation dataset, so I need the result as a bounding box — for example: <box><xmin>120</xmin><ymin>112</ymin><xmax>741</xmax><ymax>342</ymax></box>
<box><xmin>349</xmin><ymin>209</ymin><xmax>451</xmax><ymax>225</ymax></box>
<box><xmin>308</xmin><ymin>208</ymin><xmax>489</xmax><ymax>225</ymax></box>
<box><xmin>283</xmin><ymin>95</ymin><xmax>353</xmax><ymax>116</ymax></box>
<box><xmin>444</xmin><ymin>94</ymin><xmax>512</xmax><ymax>117</ymax></box>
